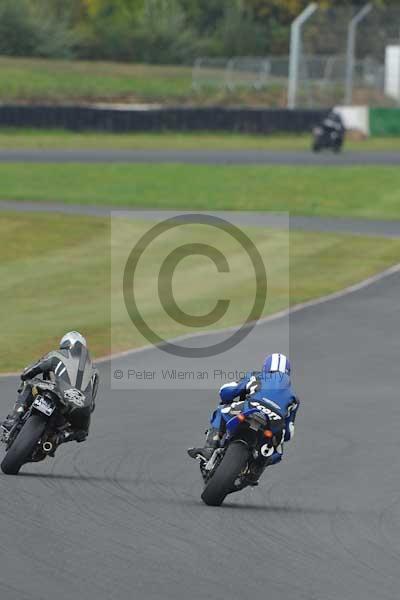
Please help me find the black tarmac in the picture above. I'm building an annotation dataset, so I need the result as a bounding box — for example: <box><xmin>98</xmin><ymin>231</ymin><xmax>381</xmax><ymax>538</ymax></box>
<box><xmin>0</xmin><ymin>268</ymin><xmax>399</xmax><ymax>599</ymax></box>
<box><xmin>2</xmin><ymin>148</ymin><xmax>400</xmax><ymax>165</ymax></box>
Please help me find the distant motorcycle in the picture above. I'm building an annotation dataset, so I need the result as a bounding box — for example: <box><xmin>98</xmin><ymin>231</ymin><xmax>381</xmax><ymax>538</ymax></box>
<box><xmin>1</xmin><ymin>378</ymin><xmax>91</xmax><ymax>475</ymax></box>
<box><xmin>199</xmin><ymin>398</ymin><xmax>285</xmax><ymax>506</ymax></box>
<box><xmin>312</xmin><ymin>126</ymin><xmax>344</xmax><ymax>153</ymax></box>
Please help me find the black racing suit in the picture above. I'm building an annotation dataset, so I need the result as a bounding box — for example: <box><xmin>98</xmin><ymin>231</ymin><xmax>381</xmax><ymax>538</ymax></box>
<box><xmin>322</xmin><ymin>111</ymin><xmax>345</xmax><ymax>137</ymax></box>
<box><xmin>16</xmin><ymin>347</ymin><xmax>99</xmax><ymax>438</ymax></box>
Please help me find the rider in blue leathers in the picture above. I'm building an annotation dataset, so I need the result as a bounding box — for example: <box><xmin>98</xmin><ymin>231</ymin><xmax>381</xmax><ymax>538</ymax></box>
<box><xmin>188</xmin><ymin>354</ymin><xmax>300</xmax><ymax>478</ymax></box>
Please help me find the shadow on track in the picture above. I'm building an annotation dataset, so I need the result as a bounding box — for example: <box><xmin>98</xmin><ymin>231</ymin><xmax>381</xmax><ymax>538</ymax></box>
<box><xmin>17</xmin><ymin>472</ymin><xmax>134</xmax><ymax>484</ymax></box>
<box><xmin>220</xmin><ymin>502</ymin><xmax>353</xmax><ymax>516</ymax></box>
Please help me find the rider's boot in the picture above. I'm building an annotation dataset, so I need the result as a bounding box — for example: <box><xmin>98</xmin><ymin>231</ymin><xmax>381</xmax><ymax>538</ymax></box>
<box><xmin>58</xmin><ymin>429</ymin><xmax>88</xmax><ymax>445</ymax></box>
<box><xmin>187</xmin><ymin>427</ymin><xmax>220</xmax><ymax>462</ymax></box>
<box><xmin>245</xmin><ymin>463</ymin><xmax>266</xmax><ymax>487</ymax></box>
<box><xmin>59</xmin><ymin>412</ymin><xmax>90</xmax><ymax>445</ymax></box>
<box><xmin>246</xmin><ymin>448</ymin><xmax>283</xmax><ymax>486</ymax></box>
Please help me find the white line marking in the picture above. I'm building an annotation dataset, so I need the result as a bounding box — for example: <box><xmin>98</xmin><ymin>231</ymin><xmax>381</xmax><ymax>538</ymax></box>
<box><xmin>1</xmin><ymin>262</ymin><xmax>399</xmax><ymax>379</ymax></box>
<box><xmin>96</xmin><ymin>261</ymin><xmax>400</xmax><ymax>364</ymax></box>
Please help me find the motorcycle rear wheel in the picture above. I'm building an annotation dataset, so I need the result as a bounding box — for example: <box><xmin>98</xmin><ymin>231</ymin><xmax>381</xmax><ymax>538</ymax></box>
<box><xmin>1</xmin><ymin>414</ymin><xmax>47</xmax><ymax>475</ymax></box>
<box><xmin>201</xmin><ymin>441</ymin><xmax>249</xmax><ymax>507</ymax></box>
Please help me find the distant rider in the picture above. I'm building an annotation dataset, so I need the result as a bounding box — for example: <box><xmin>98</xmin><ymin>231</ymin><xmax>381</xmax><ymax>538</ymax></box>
<box><xmin>321</xmin><ymin>109</ymin><xmax>345</xmax><ymax>137</ymax></box>
<box><xmin>188</xmin><ymin>353</ymin><xmax>300</xmax><ymax>478</ymax></box>
<box><xmin>1</xmin><ymin>331</ymin><xmax>99</xmax><ymax>444</ymax></box>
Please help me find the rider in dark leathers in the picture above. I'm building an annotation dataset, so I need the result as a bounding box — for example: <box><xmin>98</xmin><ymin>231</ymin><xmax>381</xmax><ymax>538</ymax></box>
<box><xmin>321</xmin><ymin>109</ymin><xmax>345</xmax><ymax>138</ymax></box>
<box><xmin>1</xmin><ymin>331</ymin><xmax>99</xmax><ymax>443</ymax></box>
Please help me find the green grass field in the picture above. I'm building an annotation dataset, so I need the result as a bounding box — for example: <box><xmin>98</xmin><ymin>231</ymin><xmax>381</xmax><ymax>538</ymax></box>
<box><xmin>0</xmin><ymin>56</ymin><xmax>284</xmax><ymax>106</ymax></box>
<box><xmin>2</xmin><ymin>163</ymin><xmax>400</xmax><ymax>220</ymax></box>
<box><xmin>1</xmin><ymin>129</ymin><xmax>400</xmax><ymax>151</ymax></box>
<box><xmin>1</xmin><ymin>57</ymin><xmax>396</xmax><ymax>108</ymax></box>
<box><xmin>0</xmin><ymin>57</ymin><xmax>192</xmax><ymax>104</ymax></box>
<box><xmin>1</xmin><ymin>211</ymin><xmax>400</xmax><ymax>372</ymax></box>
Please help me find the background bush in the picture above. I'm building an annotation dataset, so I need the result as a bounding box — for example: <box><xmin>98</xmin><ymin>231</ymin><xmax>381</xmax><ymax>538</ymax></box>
<box><xmin>0</xmin><ymin>0</ymin><xmax>76</xmax><ymax>58</ymax></box>
<box><xmin>0</xmin><ymin>0</ymin><xmax>395</xmax><ymax>64</ymax></box>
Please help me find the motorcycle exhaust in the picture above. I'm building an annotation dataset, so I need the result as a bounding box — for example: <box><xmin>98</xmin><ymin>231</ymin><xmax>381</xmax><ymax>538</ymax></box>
<box><xmin>42</xmin><ymin>441</ymin><xmax>53</xmax><ymax>453</ymax></box>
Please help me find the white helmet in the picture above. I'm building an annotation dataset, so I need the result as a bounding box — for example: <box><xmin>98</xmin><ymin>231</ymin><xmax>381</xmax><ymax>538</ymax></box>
<box><xmin>60</xmin><ymin>331</ymin><xmax>87</xmax><ymax>351</ymax></box>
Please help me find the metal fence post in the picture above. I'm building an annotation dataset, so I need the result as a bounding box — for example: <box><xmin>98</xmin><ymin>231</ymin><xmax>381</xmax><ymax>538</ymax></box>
<box><xmin>288</xmin><ymin>3</ymin><xmax>317</xmax><ymax>109</ymax></box>
<box><xmin>192</xmin><ymin>58</ymin><xmax>202</xmax><ymax>91</ymax></box>
<box><xmin>225</xmin><ymin>58</ymin><xmax>235</xmax><ymax>91</ymax></box>
<box><xmin>396</xmin><ymin>35</ymin><xmax>400</xmax><ymax>107</ymax></box>
<box><xmin>345</xmin><ymin>3</ymin><xmax>373</xmax><ymax>105</ymax></box>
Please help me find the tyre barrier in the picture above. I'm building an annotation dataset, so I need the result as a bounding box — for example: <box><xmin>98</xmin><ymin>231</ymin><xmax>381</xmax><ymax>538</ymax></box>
<box><xmin>0</xmin><ymin>104</ymin><xmax>327</xmax><ymax>133</ymax></box>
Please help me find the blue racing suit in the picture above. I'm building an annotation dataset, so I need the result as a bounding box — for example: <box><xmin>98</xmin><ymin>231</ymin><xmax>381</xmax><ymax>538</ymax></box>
<box><xmin>210</xmin><ymin>371</ymin><xmax>300</xmax><ymax>465</ymax></box>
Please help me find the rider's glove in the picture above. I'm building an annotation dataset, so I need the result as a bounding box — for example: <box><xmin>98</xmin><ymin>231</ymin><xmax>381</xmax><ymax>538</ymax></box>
<box><xmin>245</xmin><ymin>376</ymin><xmax>259</xmax><ymax>396</ymax></box>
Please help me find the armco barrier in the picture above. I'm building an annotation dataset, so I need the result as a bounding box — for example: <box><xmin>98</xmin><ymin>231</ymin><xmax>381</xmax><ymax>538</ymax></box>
<box><xmin>0</xmin><ymin>105</ymin><xmax>326</xmax><ymax>133</ymax></box>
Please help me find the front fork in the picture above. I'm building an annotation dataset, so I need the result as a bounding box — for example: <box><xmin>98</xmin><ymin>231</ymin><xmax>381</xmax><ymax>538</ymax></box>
<box><xmin>200</xmin><ymin>448</ymin><xmax>225</xmax><ymax>482</ymax></box>
<box><xmin>0</xmin><ymin>425</ymin><xmax>11</xmax><ymax>445</ymax></box>
<box><xmin>1</xmin><ymin>406</ymin><xmax>31</xmax><ymax>447</ymax></box>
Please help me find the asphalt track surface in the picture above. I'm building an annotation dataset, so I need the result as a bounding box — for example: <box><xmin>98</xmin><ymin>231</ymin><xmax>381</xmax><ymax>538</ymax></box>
<box><xmin>1</xmin><ymin>150</ymin><xmax>399</xmax><ymax>598</ymax></box>
<box><xmin>2</xmin><ymin>148</ymin><xmax>400</xmax><ymax>165</ymax></box>
<box><xmin>1</xmin><ymin>200</ymin><xmax>400</xmax><ymax>238</ymax></box>
<box><xmin>0</xmin><ymin>267</ymin><xmax>400</xmax><ymax>600</ymax></box>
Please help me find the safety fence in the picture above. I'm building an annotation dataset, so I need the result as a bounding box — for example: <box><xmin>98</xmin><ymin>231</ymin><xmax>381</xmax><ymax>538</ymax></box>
<box><xmin>192</xmin><ymin>57</ymin><xmax>285</xmax><ymax>92</ymax></box>
<box><xmin>192</xmin><ymin>5</ymin><xmax>400</xmax><ymax>109</ymax></box>
<box><xmin>297</xmin><ymin>5</ymin><xmax>400</xmax><ymax>108</ymax></box>
<box><xmin>191</xmin><ymin>54</ymin><xmax>387</xmax><ymax>108</ymax></box>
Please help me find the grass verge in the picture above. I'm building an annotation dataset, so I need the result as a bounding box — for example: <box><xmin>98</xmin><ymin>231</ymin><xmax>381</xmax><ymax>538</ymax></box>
<box><xmin>0</xmin><ymin>57</ymin><xmax>192</xmax><ymax>104</ymax></box>
<box><xmin>1</xmin><ymin>130</ymin><xmax>400</xmax><ymax>151</ymax></box>
<box><xmin>1</xmin><ymin>211</ymin><xmax>399</xmax><ymax>372</ymax></box>
<box><xmin>0</xmin><ymin>56</ymin><xmax>285</xmax><ymax>106</ymax></box>
<box><xmin>2</xmin><ymin>163</ymin><xmax>400</xmax><ymax>220</ymax></box>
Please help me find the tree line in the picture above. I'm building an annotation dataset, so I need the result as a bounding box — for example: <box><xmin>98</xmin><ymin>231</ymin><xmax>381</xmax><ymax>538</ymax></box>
<box><xmin>0</xmin><ymin>0</ymin><xmax>396</xmax><ymax>64</ymax></box>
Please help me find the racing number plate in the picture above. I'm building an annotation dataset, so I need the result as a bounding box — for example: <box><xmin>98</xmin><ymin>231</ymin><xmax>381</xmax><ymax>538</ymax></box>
<box><xmin>32</xmin><ymin>396</ymin><xmax>55</xmax><ymax>416</ymax></box>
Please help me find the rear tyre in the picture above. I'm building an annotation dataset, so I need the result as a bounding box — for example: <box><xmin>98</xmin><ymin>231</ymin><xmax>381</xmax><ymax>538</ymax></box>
<box><xmin>1</xmin><ymin>414</ymin><xmax>47</xmax><ymax>475</ymax></box>
<box><xmin>201</xmin><ymin>441</ymin><xmax>249</xmax><ymax>507</ymax></box>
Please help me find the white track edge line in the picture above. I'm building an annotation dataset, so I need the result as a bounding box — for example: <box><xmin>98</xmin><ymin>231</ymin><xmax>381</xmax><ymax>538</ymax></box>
<box><xmin>1</xmin><ymin>261</ymin><xmax>399</xmax><ymax>379</ymax></box>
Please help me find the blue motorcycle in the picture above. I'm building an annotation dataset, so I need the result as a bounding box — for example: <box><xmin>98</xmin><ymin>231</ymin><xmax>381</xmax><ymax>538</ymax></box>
<box><xmin>200</xmin><ymin>397</ymin><xmax>284</xmax><ymax>506</ymax></box>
